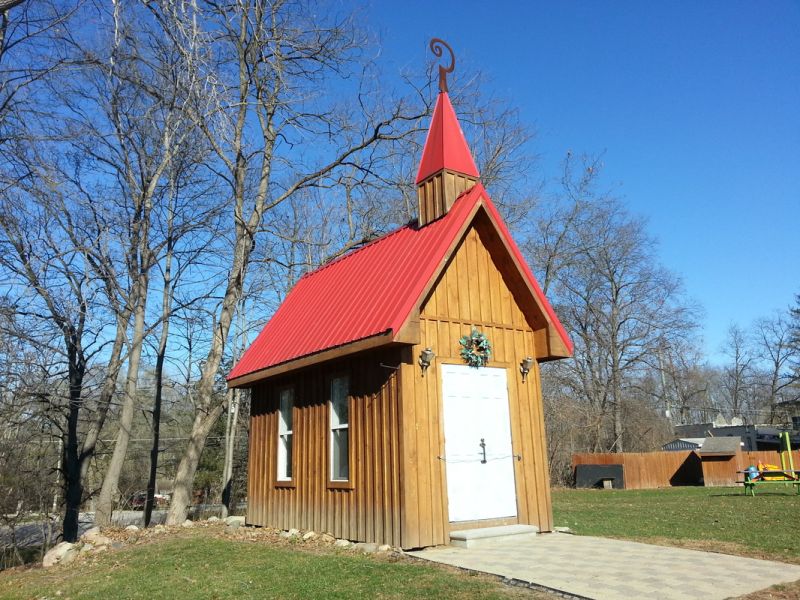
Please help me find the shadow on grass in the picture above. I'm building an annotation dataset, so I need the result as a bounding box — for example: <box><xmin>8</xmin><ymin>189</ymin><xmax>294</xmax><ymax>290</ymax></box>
<box><xmin>709</xmin><ymin>491</ymin><xmax>800</xmax><ymax>497</ymax></box>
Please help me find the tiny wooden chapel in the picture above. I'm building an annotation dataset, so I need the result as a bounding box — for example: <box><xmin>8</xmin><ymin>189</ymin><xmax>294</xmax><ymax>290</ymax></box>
<box><xmin>227</xmin><ymin>39</ymin><xmax>572</xmax><ymax>550</ymax></box>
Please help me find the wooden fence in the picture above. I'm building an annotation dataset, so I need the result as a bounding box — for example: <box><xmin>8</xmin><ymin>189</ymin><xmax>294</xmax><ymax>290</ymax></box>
<box><xmin>572</xmin><ymin>450</ymin><xmax>800</xmax><ymax>489</ymax></box>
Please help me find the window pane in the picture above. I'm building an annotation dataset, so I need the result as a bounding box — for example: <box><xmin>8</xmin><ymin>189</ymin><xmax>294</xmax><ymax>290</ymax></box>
<box><xmin>332</xmin><ymin>428</ymin><xmax>349</xmax><ymax>481</ymax></box>
<box><xmin>281</xmin><ymin>434</ymin><xmax>292</xmax><ymax>479</ymax></box>
<box><xmin>278</xmin><ymin>388</ymin><xmax>293</xmax><ymax>480</ymax></box>
<box><xmin>279</xmin><ymin>389</ymin><xmax>293</xmax><ymax>432</ymax></box>
<box><xmin>330</xmin><ymin>377</ymin><xmax>348</xmax><ymax>427</ymax></box>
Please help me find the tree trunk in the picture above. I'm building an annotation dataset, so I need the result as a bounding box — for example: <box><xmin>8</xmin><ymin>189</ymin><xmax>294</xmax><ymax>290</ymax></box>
<box><xmin>220</xmin><ymin>389</ymin><xmax>239</xmax><ymax>518</ymax></box>
<box><xmin>145</xmin><ymin>226</ymin><xmax>174</xmax><ymax>527</ymax></box>
<box><xmin>612</xmin><ymin>401</ymin><xmax>623</xmax><ymax>453</ymax></box>
<box><xmin>95</xmin><ymin>279</ymin><xmax>148</xmax><ymax>527</ymax></box>
<box><xmin>79</xmin><ymin>315</ymin><xmax>128</xmax><ymax>481</ymax></box>
<box><xmin>144</xmin><ymin>326</ymin><xmax>167</xmax><ymax>527</ymax></box>
<box><xmin>166</xmin><ymin>404</ymin><xmax>225</xmax><ymax>524</ymax></box>
<box><xmin>61</xmin><ymin>336</ymin><xmax>85</xmax><ymax>542</ymax></box>
<box><xmin>62</xmin><ymin>411</ymin><xmax>82</xmax><ymax>542</ymax></box>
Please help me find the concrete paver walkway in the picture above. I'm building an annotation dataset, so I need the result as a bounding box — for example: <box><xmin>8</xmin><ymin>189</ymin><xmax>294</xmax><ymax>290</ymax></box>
<box><xmin>409</xmin><ymin>533</ymin><xmax>800</xmax><ymax>600</ymax></box>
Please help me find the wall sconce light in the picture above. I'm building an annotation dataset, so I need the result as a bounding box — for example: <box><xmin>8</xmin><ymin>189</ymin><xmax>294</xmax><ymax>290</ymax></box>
<box><xmin>519</xmin><ymin>356</ymin><xmax>534</xmax><ymax>383</ymax></box>
<box><xmin>419</xmin><ymin>347</ymin><xmax>435</xmax><ymax>376</ymax></box>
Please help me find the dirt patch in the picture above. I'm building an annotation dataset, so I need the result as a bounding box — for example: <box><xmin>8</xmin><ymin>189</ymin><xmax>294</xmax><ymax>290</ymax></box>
<box><xmin>734</xmin><ymin>579</ymin><xmax>800</xmax><ymax>600</ymax></box>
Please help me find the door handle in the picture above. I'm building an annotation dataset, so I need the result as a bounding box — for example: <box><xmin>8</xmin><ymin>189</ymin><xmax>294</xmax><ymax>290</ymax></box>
<box><xmin>480</xmin><ymin>438</ymin><xmax>487</xmax><ymax>464</ymax></box>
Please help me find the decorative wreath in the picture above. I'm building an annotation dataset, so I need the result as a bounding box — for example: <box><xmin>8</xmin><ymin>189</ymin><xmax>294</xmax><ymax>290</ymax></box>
<box><xmin>459</xmin><ymin>328</ymin><xmax>492</xmax><ymax>368</ymax></box>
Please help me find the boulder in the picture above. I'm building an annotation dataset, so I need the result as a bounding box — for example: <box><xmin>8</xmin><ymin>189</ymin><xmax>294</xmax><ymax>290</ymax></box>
<box><xmin>333</xmin><ymin>539</ymin><xmax>351</xmax><ymax>549</ymax></box>
<box><xmin>181</xmin><ymin>519</ymin><xmax>194</xmax><ymax>528</ymax></box>
<box><xmin>302</xmin><ymin>531</ymin><xmax>317</xmax><ymax>541</ymax></box>
<box><xmin>320</xmin><ymin>533</ymin><xmax>335</xmax><ymax>544</ymax></box>
<box><xmin>82</xmin><ymin>530</ymin><xmax>112</xmax><ymax>547</ymax></box>
<box><xmin>60</xmin><ymin>548</ymin><xmax>78</xmax><ymax>565</ymax></box>
<box><xmin>125</xmin><ymin>525</ymin><xmax>139</xmax><ymax>532</ymax></box>
<box><xmin>80</xmin><ymin>543</ymin><xmax>94</xmax><ymax>553</ymax></box>
<box><xmin>354</xmin><ymin>542</ymin><xmax>378</xmax><ymax>554</ymax></box>
<box><xmin>207</xmin><ymin>516</ymin><xmax>220</xmax><ymax>522</ymax></box>
<box><xmin>43</xmin><ymin>542</ymin><xmax>76</xmax><ymax>568</ymax></box>
<box><xmin>224</xmin><ymin>516</ymin><xmax>245</xmax><ymax>527</ymax></box>
<box><xmin>377</xmin><ymin>544</ymin><xmax>392</xmax><ymax>553</ymax></box>
<box><xmin>287</xmin><ymin>528</ymin><xmax>300</xmax><ymax>537</ymax></box>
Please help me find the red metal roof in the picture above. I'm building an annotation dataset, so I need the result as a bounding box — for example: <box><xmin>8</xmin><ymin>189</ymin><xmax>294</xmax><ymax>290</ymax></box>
<box><xmin>227</xmin><ymin>188</ymin><xmax>480</xmax><ymax>382</ymax></box>
<box><xmin>415</xmin><ymin>92</ymin><xmax>480</xmax><ymax>184</ymax></box>
<box><xmin>228</xmin><ymin>184</ymin><xmax>572</xmax><ymax>383</ymax></box>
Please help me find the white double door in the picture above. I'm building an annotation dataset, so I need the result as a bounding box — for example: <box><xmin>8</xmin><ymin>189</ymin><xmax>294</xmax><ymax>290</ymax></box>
<box><xmin>441</xmin><ymin>364</ymin><xmax>518</xmax><ymax>522</ymax></box>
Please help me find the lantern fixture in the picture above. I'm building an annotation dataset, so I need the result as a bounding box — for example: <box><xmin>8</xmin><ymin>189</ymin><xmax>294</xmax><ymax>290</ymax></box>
<box><xmin>519</xmin><ymin>356</ymin><xmax>534</xmax><ymax>383</ymax></box>
<box><xmin>419</xmin><ymin>347</ymin><xmax>435</xmax><ymax>376</ymax></box>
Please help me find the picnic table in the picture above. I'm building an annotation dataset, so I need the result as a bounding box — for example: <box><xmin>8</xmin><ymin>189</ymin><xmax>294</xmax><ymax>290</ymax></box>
<box><xmin>737</xmin><ymin>469</ymin><xmax>800</xmax><ymax>496</ymax></box>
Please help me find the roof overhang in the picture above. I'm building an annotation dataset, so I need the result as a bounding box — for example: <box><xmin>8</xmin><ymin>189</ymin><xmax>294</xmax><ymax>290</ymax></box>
<box><xmin>227</xmin><ymin>330</ymin><xmax>395</xmax><ymax>388</ymax></box>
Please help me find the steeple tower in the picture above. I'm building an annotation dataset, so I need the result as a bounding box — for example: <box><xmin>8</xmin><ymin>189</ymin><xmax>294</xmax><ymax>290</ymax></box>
<box><xmin>416</xmin><ymin>39</ymin><xmax>480</xmax><ymax>227</ymax></box>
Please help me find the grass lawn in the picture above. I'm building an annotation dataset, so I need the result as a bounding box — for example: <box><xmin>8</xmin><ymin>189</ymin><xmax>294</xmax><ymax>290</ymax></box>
<box><xmin>3</xmin><ymin>487</ymin><xmax>800</xmax><ymax>599</ymax></box>
<box><xmin>552</xmin><ymin>486</ymin><xmax>800</xmax><ymax>564</ymax></box>
<box><xmin>0</xmin><ymin>530</ymin><xmax>551</xmax><ymax>600</ymax></box>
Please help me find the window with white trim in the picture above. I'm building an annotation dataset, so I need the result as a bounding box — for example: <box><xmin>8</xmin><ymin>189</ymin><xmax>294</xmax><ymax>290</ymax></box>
<box><xmin>277</xmin><ymin>388</ymin><xmax>293</xmax><ymax>481</ymax></box>
<box><xmin>329</xmin><ymin>376</ymin><xmax>349</xmax><ymax>481</ymax></box>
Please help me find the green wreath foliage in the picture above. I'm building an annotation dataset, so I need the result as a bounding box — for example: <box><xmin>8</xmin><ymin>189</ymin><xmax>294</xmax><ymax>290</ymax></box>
<box><xmin>459</xmin><ymin>328</ymin><xmax>492</xmax><ymax>368</ymax></box>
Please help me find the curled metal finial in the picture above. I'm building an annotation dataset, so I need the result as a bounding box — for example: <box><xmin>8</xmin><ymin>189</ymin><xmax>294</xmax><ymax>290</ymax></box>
<box><xmin>430</xmin><ymin>38</ymin><xmax>455</xmax><ymax>93</ymax></box>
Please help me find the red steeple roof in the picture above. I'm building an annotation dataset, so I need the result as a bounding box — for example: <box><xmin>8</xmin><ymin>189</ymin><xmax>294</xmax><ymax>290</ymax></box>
<box><xmin>415</xmin><ymin>92</ymin><xmax>480</xmax><ymax>184</ymax></box>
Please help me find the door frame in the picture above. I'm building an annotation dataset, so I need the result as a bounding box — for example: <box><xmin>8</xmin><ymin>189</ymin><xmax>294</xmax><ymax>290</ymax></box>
<box><xmin>437</xmin><ymin>360</ymin><xmax>521</xmax><ymax>529</ymax></box>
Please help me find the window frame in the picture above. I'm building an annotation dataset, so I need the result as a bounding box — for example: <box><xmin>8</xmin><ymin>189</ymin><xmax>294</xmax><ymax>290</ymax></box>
<box><xmin>327</xmin><ymin>374</ymin><xmax>353</xmax><ymax>489</ymax></box>
<box><xmin>275</xmin><ymin>385</ymin><xmax>295</xmax><ymax>487</ymax></box>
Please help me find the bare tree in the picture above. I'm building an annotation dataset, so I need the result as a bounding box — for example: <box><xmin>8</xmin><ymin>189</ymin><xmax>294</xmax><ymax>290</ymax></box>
<box><xmin>530</xmin><ymin>155</ymin><xmax>697</xmax><ymax>453</ymax></box>
<box><xmin>660</xmin><ymin>342</ymin><xmax>710</xmax><ymax>425</ymax></box>
<box><xmin>0</xmin><ymin>193</ymin><xmax>97</xmax><ymax>542</ymax></box>
<box><xmin>751</xmin><ymin>312</ymin><xmax>798</xmax><ymax>423</ymax></box>
<box><xmin>148</xmin><ymin>0</ymin><xmax>435</xmax><ymax>525</ymax></box>
<box><xmin>41</xmin><ymin>0</ymin><xmax>213</xmax><ymax>526</ymax></box>
<box><xmin>720</xmin><ymin>323</ymin><xmax>753</xmax><ymax>421</ymax></box>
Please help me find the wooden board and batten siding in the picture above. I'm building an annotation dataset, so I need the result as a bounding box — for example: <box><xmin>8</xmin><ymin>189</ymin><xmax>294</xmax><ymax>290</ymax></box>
<box><xmin>246</xmin><ymin>219</ymin><xmax>555</xmax><ymax>549</ymax></box>
<box><xmin>247</xmin><ymin>347</ymin><xmax>404</xmax><ymax>547</ymax></box>
<box><xmin>398</xmin><ymin>219</ymin><xmax>553</xmax><ymax>549</ymax></box>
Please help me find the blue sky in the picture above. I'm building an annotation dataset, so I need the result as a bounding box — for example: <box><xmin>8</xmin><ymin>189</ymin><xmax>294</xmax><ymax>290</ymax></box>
<box><xmin>368</xmin><ymin>1</ymin><xmax>800</xmax><ymax>363</ymax></box>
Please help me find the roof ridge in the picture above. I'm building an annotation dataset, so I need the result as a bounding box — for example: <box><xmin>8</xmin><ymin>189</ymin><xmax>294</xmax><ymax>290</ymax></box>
<box><xmin>295</xmin><ymin>184</ymin><xmax>481</xmax><ymax>283</ymax></box>
<box><xmin>296</xmin><ymin>222</ymin><xmax>414</xmax><ymax>282</ymax></box>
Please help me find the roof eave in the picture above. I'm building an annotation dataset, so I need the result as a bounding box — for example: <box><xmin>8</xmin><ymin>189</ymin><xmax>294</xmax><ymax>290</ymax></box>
<box><xmin>227</xmin><ymin>330</ymin><xmax>396</xmax><ymax>388</ymax></box>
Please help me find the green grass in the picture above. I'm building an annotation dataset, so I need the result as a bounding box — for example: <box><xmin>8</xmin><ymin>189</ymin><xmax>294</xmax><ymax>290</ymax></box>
<box><xmin>0</xmin><ymin>532</ymin><xmax>545</xmax><ymax>600</ymax></box>
<box><xmin>4</xmin><ymin>487</ymin><xmax>800</xmax><ymax>599</ymax></box>
<box><xmin>552</xmin><ymin>486</ymin><xmax>800</xmax><ymax>562</ymax></box>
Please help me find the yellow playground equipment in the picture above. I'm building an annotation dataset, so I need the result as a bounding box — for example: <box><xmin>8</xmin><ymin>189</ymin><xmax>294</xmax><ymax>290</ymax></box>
<box><xmin>742</xmin><ymin>431</ymin><xmax>800</xmax><ymax>496</ymax></box>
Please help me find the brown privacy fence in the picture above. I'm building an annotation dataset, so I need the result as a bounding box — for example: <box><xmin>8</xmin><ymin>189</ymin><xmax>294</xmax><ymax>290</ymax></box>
<box><xmin>572</xmin><ymin>450</ymin><xmax>800</xmax><ymax>489</ymax></box>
